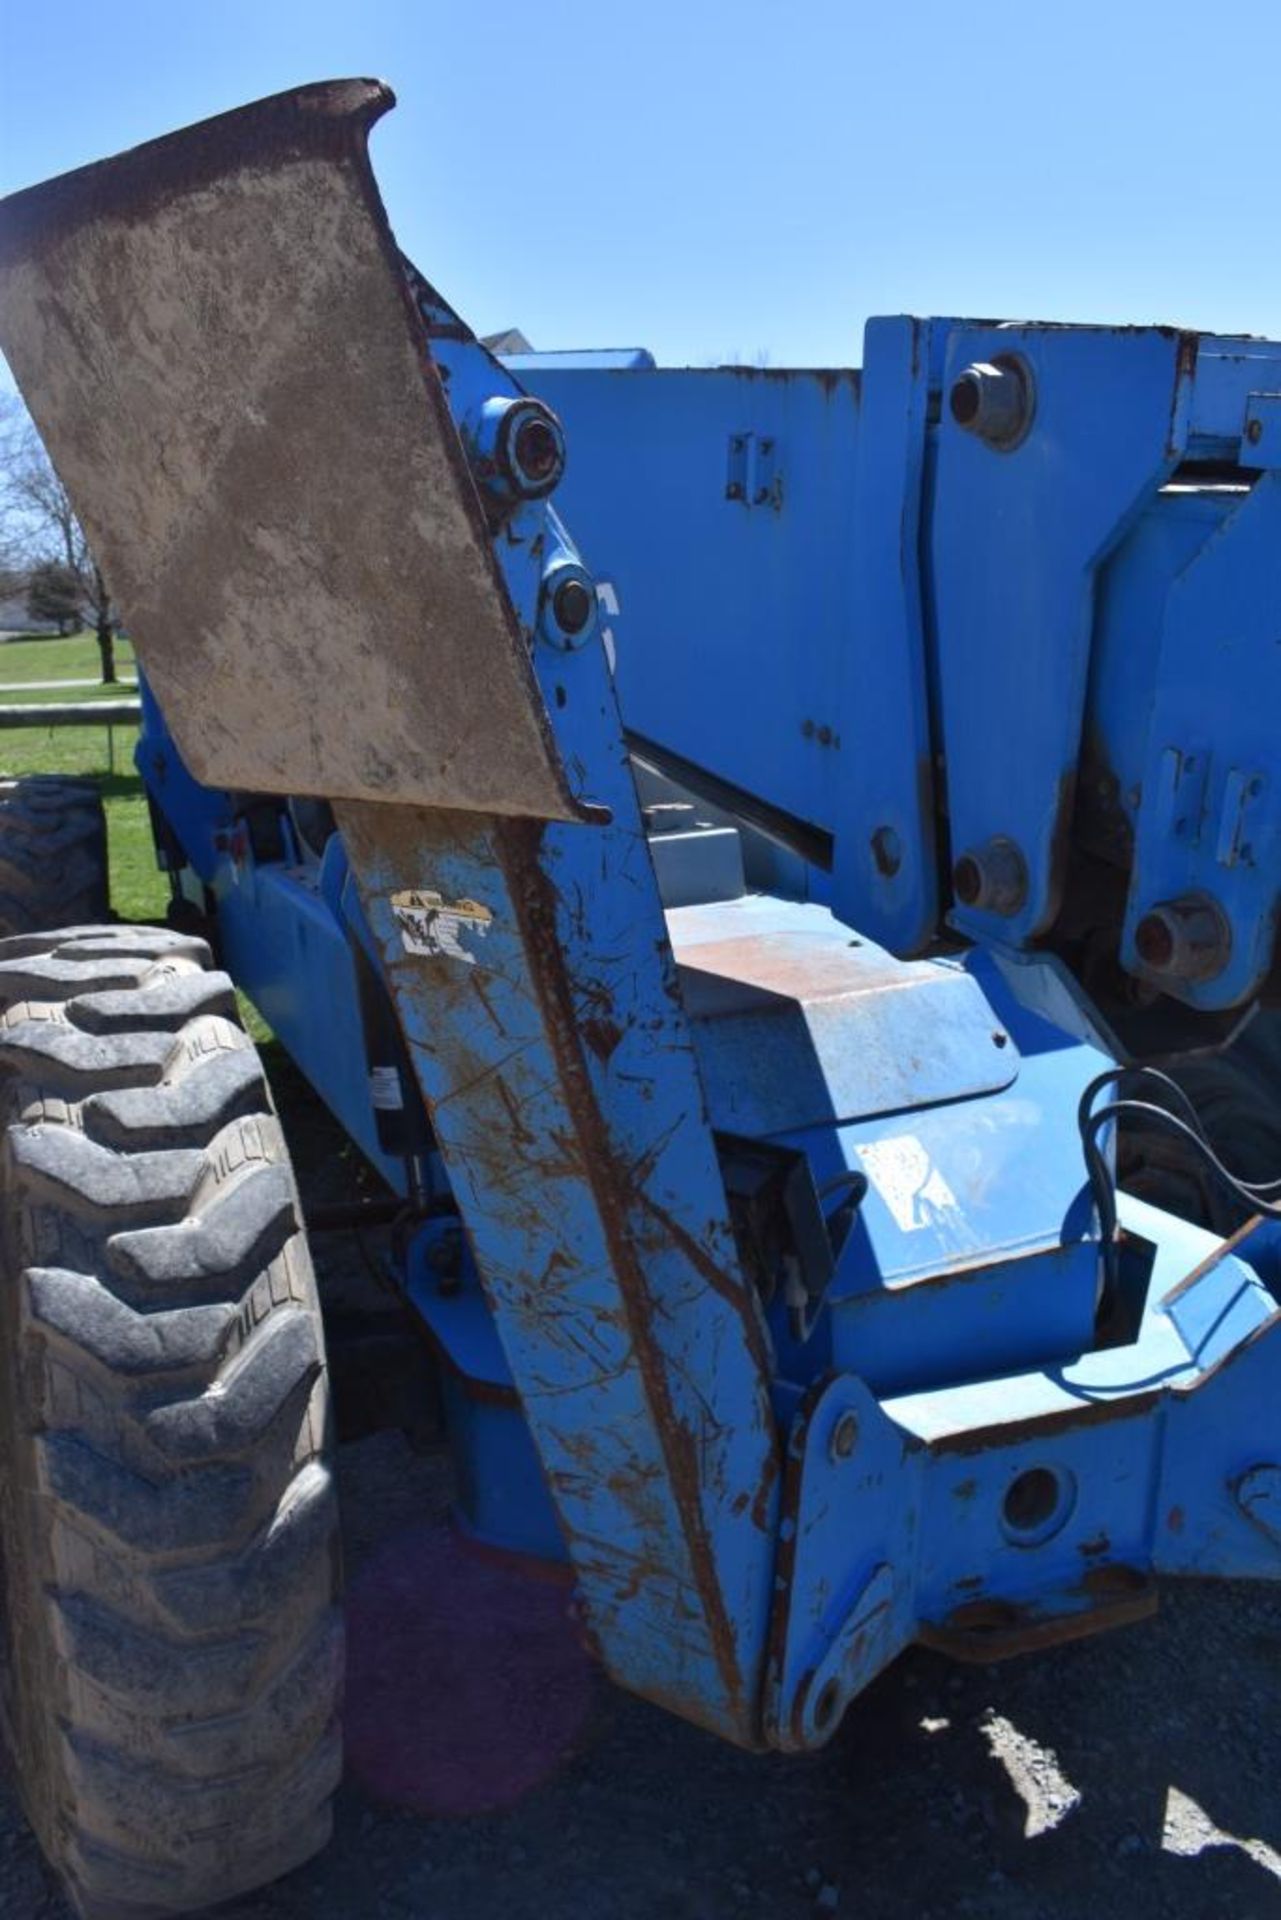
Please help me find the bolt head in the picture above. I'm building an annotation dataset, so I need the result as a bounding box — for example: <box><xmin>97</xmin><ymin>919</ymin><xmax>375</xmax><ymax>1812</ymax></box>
<box><xmin>952</xmin><ymin>838</ymin><xmax>1028</xmax><ymax>917</ymax></box>
<box><xmin>949</xmin><ymin>355</ymin><xmax>1034</xmax><ymax>450</ymax></box>
<box><xmin>540</xmin><ymin>564</ymin><xmax>599</xmax><ymax>650</ymax></box>
<box><xmin>553</xmin><ymin>577</ymin><xmax>593</xmax><ymax>636</ymax></box>
<box><xmin>830</xmin><ymin>1412</ymin><xmax>859</xmax><ymax>1462</ymax></box>
<box><xmin>1133</xmin><ymin>894</ymin><xmax>1230</xmax><ymax>983</ymax></box>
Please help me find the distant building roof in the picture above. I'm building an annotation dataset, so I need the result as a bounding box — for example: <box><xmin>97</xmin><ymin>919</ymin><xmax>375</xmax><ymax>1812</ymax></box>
<box><xmin>481</xmin><ymin>327</ymin><xmax>535</xmax><ymax>356</ymax></box>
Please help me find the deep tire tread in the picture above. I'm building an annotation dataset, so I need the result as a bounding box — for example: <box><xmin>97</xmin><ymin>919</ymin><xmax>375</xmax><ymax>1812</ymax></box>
<box><xmin>0</xmin><ymin>926</ymin><xmax>341</xmax><ymax>1919</ymax></box>
<box><xmin>0</xmin><ymin>777</ymin><xmax>109</xmax><ymax>938</ymax></box>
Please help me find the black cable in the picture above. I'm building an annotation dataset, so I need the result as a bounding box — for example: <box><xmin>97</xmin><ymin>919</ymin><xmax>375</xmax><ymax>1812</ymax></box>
<box><xmin>1077</xmin><ymin>1064</ymin><xmax>1281</xmax><ymax>1301</ymax></box>
<box><xmin>1083</xmin><ymin>1101</ymin><xmax>1281</xmax><ymax>1217</ymax></box>
<box><xmin>1082</xmin><ymin>1065</ymin><xmax>1281</xmax><ymax>1198</ymax></box>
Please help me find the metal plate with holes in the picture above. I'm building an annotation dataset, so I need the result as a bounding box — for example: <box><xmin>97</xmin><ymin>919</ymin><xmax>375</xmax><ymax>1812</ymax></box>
<box><xmin>670</xmin><ymin>896</ymin><xmax>1018</xmax><ymax>1136</ymax></box>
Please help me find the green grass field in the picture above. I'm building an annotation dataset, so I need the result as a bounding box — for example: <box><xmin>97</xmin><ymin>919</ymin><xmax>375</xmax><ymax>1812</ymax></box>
<box><xmin>0</xmin><ymin>630</ymin><xmax>163</xmax><ymax>923</ymax></box>
<box><xmin>0</xmin><ymin>628</ymin><xmax>136</xmax><ymax>685</ymax></box>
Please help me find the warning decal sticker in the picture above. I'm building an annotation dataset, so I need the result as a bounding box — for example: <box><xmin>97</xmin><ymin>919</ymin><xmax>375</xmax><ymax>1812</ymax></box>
<box><xmin>391</xmin><ymin>889</ymin><xmax>493</xmax><ymax>965</ymax></box>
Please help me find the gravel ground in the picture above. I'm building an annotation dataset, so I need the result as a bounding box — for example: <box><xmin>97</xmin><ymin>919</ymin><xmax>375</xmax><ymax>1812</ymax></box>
<box><xmin>2</xmin><ymin>1064</ymin><xmax>1277</xmax><ymax>1920</ymax></box>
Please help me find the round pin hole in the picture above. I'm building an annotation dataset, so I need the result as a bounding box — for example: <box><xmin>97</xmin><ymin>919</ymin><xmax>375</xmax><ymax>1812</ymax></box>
<box><xmin>1001</xmin><ymin>1466</ymin><xmax>1076</xmax><ymax>1546</ymax></box>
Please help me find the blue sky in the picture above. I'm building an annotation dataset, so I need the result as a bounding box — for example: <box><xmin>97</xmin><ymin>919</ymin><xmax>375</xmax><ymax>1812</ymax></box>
<box><xmin>3</xmin><ymin>0</ymin><xmax>1281</xmax><ymax>373</ymax></box>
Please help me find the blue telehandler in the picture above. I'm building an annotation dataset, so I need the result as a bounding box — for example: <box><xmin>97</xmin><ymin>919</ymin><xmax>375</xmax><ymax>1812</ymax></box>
<box><xmin>0</xmin><ymin>80</ymin><xmax>1276</xmax><ymax>1918</ymax></box>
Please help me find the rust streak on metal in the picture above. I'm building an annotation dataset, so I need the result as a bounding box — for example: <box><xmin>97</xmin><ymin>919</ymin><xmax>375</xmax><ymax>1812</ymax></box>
<box><xmin>679</xmin><ymin>931</ymin><xmax>910</xmax><ymax>1004</ymax></box>
<box><xmin>581</xmin><ymin>1015</ymin><xmax>625</xmax><ymax>1063</ymax></box>
<box><xmin>1167</xmin><ymin>332</ymin><xmax>1200</xmax><ymax>458</ymax></box>
<box><xmin>751</xmin><ymin>1449</ymin><xmax>780</xmax><ymax>1534</ymax></box>
<box><xmin>632</xmin><ymin>1188</ymin><xmax>775</xmax><ymax>1385</ymax></box>
<box><xmin>920</xmin><ymin>1565</ymin><xmax>1157</xmax><ymax>1662</ymax></box>
<box><xmin>494</xmin><ymin>814</ymin><xmax>777</xmax><ymax>1740</ymax></box>
<box><xmin>1159</xmin><ymin>1213</ymin><xmax>1265</xmax><ymax>1307</ymax></box>
<box><xmin>0</xmin><ymin>79</ymin><xmax>395</xmax><ymax>251</ymax></box>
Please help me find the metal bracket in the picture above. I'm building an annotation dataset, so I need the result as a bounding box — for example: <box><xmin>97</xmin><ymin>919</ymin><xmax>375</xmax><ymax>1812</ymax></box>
<box><xmin>764</xmin><ymin>1374</ymin><xmax>915</xmax><ymax>1753</ymax></box>
<box><xmin>725</xmin><ymin>431</ymin><xmax>781</xmax><ymax>509</ymax></box>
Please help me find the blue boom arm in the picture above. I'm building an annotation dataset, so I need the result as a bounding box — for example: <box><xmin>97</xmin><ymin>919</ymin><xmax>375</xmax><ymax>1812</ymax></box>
<box><xmin>518</xmin><ymin>327</ymin><xmax>1281</xmax><ymax>1032</ymax></box>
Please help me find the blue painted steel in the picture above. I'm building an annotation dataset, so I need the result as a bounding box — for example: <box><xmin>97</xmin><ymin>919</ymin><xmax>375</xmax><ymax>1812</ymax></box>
<box><xmin>766</xmin><ymin>1198</ymin><xmax>1279</xmax><ymax>1750</ymax></box>
<box><xmin>1186</xmin><ymin>336</ymin><xmax>1281</xmax><ymax>447</ymax></box>
<box><xmin>1242</xmin><ymin>390</ymin><xmax>1281</xmax><ymax>467</ymax></box>
<box><xmin>514</xmin><ymin>360</ymin><xmax>860</xmax><ymax>850</ymax></box>
<box><xmin>669</xmin><ymin>894</ymin><xmax>1018</xmax><ymax>1137</ymax></box>
<box><xmin>1122</xmin><ymin>471</ymin><xmax>1281</xmax><ymax>1007</ymax></box>
<box><xmin>218</xmin><ymin>861</ymin><xmax>407</xmax><ymax>1190</ymax></box>
<box><xmin>646</xmin><ymin>818</ymin><xmax>745</xmax><ymax>908</ymax></box>
<box><xmin>136</xmin><ymin>675</ymin><xmax>231</xmax><ymax>876</ymax></box>
<box><xmin>502</xmin><ymin>348</ymin><xmax>656</xmax><ymax>373</ymax></box>
<box><xmin>121</xmin><ymin>252</ymin><xmax>1281</xmax><ymax>1754</ymax></box>
<box><xmin>759</xmin><ymin>949</ymin><xmax>1107</xmax><ymax>1397</ymax></box>
<box><xmin>342</xmin><ymin>284</ymin><xmax>1281</xmax><ymax>1750</ymax></box>
<box><xmin>831</xmin><ymin>316</ymin><xmax>939</xmax><ymax>954</ymax></box>
<box><xmin>1087</xmin><ymin>489</ymin><xmax>1235</xmax><ymax>822</ymax></box>
<box><xmin>8</xmin><ymin>82</ymin><xmax>1279</xmax><ymax>1791</ymax></box>
<box><xmin>331</xmin><ymin>273</ymin><xmax>782</xmax><ymax>1747</ymax></box>
<box><xmin>931</xmin><ymin>325</ymin><xmax>1196</xmax><ymax>944</ymax></box>
<box><xmin>929</xmin><ymin>326</ymin><xmax>1277</xmax><ymax>978</ymax></box>
<box><xmin>521</xmin><ymin>322</ymin><xmax>1281</xmax><ymax>1017</ymax></box>
<box><xmin>135</xmin><ymin>678</ymin><xmax>412</xmax><ymax>1192</ymax></box>
<box><xmin>405</xmin><ymin>1220</ymin><xmax>566</xmax><ymax>1565</ymax></box>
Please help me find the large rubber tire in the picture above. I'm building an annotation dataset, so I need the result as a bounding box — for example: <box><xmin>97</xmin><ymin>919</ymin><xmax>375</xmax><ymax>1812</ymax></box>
<box><xmin>0</xmin><ymin>776</ymin><xmax>109</xmax><ymax>936</ymax></box>
<box><xmin>0</xmin><ymin>924</ymin><xmax>342</xmax><ymax>1918</ymax></box>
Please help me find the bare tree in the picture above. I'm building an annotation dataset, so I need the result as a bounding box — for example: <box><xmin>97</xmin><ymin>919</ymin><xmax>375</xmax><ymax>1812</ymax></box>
<box><xmin>0</xmin><ymin>393</ymin><xmax>117</xmax><ymax>680</ymax></box>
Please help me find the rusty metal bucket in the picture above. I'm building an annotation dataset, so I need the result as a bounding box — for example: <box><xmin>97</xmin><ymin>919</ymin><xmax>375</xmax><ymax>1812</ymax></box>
<box><xmin>0</xmin><ymin>80</ymin><xmax>577</xmax><ymax>821</ymax></box>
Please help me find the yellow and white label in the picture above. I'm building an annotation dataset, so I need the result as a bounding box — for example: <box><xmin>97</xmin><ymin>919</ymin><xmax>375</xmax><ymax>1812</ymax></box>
<box><xmin>391</xmin><ymin>889</ymin><xmax>493</xmax><ymax>965</ymax></box>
